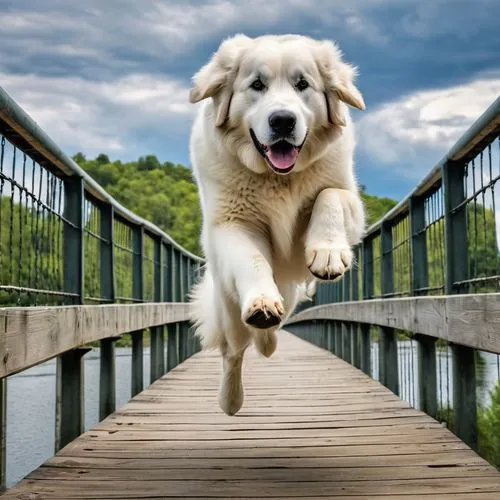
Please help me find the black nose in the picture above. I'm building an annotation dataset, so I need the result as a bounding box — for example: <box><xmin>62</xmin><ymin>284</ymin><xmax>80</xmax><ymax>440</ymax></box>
<box><xmin>268</xmin><ymin>110</ymin><xmax>296</xmax><ymax>136</ymax></box>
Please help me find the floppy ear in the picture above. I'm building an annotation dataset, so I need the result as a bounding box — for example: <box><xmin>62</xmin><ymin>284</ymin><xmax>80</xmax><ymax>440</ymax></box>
<box><xmin>189</xmin><ymin>34</ymin><xmax>251</xmax><ymax>127</ymax></box>
<box><xmin>315</xmin><ymin>40</ymin><xmax>365</xmax><ymax>126</ymax></box>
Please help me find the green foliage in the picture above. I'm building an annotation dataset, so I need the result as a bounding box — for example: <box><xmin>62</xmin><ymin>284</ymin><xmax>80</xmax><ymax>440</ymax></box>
<box><xmin>0</xmin><ymin>197</ymin><xmax>64</xmax><ymax>306</ymax></box>
<box><xmin>435</xmin><ymin>382</ymin><xmax>500</xmax><ymax>470</ymax></box>
<box><xmin>361</xmin><ymin>192</ymin><xmax>397</xmax><ymax>227</ymax></box>
<box><xmin>478</xmin><ymin>381</ymin><xmax>500</xmax><ymax>468</ymax></box>
<box><xmin>467</xmin><ymin>203</ymin><xmax>500</xmax><ymax>290</ymax></box>
<box><xmin>73</xmin><ymin>153</ymin><xmax>202</xmax><ymax>255</ymax></box>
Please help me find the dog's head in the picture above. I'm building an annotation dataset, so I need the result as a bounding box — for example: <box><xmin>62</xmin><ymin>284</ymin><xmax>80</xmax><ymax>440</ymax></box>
<box><xmin>190</xmin><ymin>34</ymin><xmax>365</xmax><ymax>175</ymax></box>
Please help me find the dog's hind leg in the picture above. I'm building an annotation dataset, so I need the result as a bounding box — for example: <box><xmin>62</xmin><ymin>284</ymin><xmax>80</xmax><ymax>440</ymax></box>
<box><xmin>219</xmin><ymin>341</ymin><xmax>247</xmax><ymax>415</ymax></box>
<box><xmin>252</xmin><ymin>329</ymin><xmax>277</xmax><ymax>358</ymax></box>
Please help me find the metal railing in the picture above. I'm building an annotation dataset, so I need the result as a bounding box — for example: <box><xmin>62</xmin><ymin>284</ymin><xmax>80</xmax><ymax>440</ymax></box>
<box><xmin>286</xmin><ymin>96</ymin><xmax>500</xmax><ymax>469</ymax></box>
<box><xmin>0</xmin><ymin>86</ymin><xmax>204</xmax><ymax>490</ymax></box>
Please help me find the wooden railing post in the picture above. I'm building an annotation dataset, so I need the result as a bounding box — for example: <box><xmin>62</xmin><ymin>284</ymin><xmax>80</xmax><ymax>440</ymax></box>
<box><xmin>55</xmin><ymin>347</ymin><xmax>90</xmax><ymax>451</ymax></box>
<box><xmin>99</xmin><ymin>337</ymin><xmax>119</xmax><ymax>420</ymax></box>
<box><xmin>350</xmin><ymin>250</ymin><xmax>360</xmax><ymax>368</ymax></box>
<box><xmin>326</xmin><ymin>321</ymin><xmax>334</xmax><ymax>354</ymax></box>
<box><xmin>360</xmin><ymin>239</ymin><xmax>372</xmax><ymax>376</ymax></box>
<box><xmin>166</xmin><ymin>245</ymin><xmax>179</xmax><ymax>372</ymax></box>
<box><xmin>131</xmin><ymin>225</ymin><xmax>144</xmax><ymax>397</ymax></box>
<box><xmin>380</xmin><ymin>221</ymin><xmax>399</xmax><ymax>395</ymax></box>
<box><xmin>100</xmin><ymin>203</ymin><xmax>115</xmax><ymax>302</ymax></box>
<box><xmin>362</xmin><ymin>237</ymin><xmax>373</xmax><ymax>300</ymax></box>
<box><xmin>0</xmin><ymin>378</ymin><xmax>6</xmax><ymax>491</ymax></box>
<box><xmin>175</xmin><ymin>251</ymin><xmax>186</xmax><ymax>362</ymax></box>
<box><xmin>321</xmin><ymin>320</ymin><xmax>329</xmax><ymax>349</ymax></box>
<box><xmin>63</xmin><ymin>175</ymin><xmax>84</xmax><ymax>305</ymax></box>
<box><xmin>359</xmin><ymin>324</ymin><xmax>371</xmax><ymax>376</ymax></box>
<box><xmin>334</xmin><ymin>321</ymin><xmax>343</xmax><ymax>358</ymax></box>
<box><xmin>341</xmin><ymin>271</ymin><xmax>351</xmax><ymax>363</ymax></box>
<box><xmin>410</xmin><ymin>194</ymin><xmax>437</xmax><ymax>418</ymax></box>
<box><xmin>131</xmin><ymin>332</ymin><xmax>143</xmax><ymax>397</ymax></box>
<box><xmin>99</xmin><ymin>203</ymin><xmax>118</xmax><ymax>420</ymax></box>
<box><xmin>150</xmin><ymin>236</ymin><xmax>164</xmax><ymax>383</ymax></box>
<box><xmin>55</xmin><ymin>175</ymin><xmax>85</xmax><ymax>452</ymax></box>
<box><xmin>443</xmin><ymin>159</ymin><xmax>477</xmax><ymax>449</ymax></box>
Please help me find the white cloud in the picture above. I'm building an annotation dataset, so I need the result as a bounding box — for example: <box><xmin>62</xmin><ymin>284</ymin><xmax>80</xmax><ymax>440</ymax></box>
<box><xmin>1</xmin><ymin>72</ymin><xmax>196</xmax><ymax>155</ymax></box>
<box><xmin>356</xmin><ymin>76</ymin><xmax>500</xmax><ymax>178</ymax></box>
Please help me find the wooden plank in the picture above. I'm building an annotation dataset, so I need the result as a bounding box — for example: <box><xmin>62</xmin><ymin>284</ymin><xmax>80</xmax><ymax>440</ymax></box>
<box><xmin>8</xmin><ymin>477</ymin><xmax>500</xmax><ymax>498</ymax></box>
<box><xmin>286</xmin><ymin>293</ymin><xmax>500</xmax><ymax>354</ymax></box>
<box><xmin>3</xmin><ymin>331</ymin><xmax>500</xmax><ymax>499</ymax></box>
<box><xmin>0</xmin><ymin>302</ymin><xmax>190</xmax><ymax>377</ymax></box>
<box><xmin>28</xmin><ymin>464</ymin><xmax>497</xmax><ymax>481</ymax></box>
<box><xmin>94</xmin><ymin>416</ymin><xmax>439</xmax><ymax>431</ymax></box>
<box><xmin>56</xmin><ymin>441</ymin><xmax>473</xmax><ymax>459</ymax></box>
<box><xmin>44</xmin><ymin>449</ymin><xmax>487</xmax><ymax>469</ymax></box>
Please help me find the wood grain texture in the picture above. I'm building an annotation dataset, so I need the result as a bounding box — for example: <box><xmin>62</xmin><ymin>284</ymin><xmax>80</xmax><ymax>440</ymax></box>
<box><xmin>287</xmin><ymin>293</ymin><xmax>500</xmax><ymax>354</ymax></box>
<box><xmin>0</xmin><ymin>302</ymin><xmax>190</xmax><ymax>377</ymax></box>
<box><xmin>3</xmin><ymin>331</ymin><xmax>500</xmax><ymax>498</ymax></box>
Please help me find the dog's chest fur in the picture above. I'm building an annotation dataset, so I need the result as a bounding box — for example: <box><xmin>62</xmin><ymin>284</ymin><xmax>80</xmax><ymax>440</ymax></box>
<box><xmin>213</xmin><ymin>165</ymin><xmax>333</xmax><ymax>260</ymax></box>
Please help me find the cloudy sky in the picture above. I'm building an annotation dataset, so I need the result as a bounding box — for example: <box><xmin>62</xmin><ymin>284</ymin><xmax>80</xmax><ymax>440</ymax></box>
<box><xmin>1</xmin><ymin>0</ymin><xmax>499</xmax><ymax>199</ymax></box>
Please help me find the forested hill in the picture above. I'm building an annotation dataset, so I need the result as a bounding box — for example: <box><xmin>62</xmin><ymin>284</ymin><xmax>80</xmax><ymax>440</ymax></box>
<box><xmin>74</xmin><ymin>153</ymin><xmax>398</xmax><ymax>255</ymax></box>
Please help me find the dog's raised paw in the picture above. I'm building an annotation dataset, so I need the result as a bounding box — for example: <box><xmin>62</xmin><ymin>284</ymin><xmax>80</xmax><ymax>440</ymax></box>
<box><xmin>242</xmin><ymin>295</ymin><xmax>284</xmax><ymax>330</ymax></box>
<box><xmin>306</xmin><ymin>244</ymin><xmax>353</xmax><ymax>281</ymax></box>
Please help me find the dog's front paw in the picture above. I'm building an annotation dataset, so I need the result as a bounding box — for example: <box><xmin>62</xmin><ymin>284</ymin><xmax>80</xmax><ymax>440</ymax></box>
<box><xmin>242</xmin><ymin>294</ymin><xmax>284</xmax><ymax>330</ymax></box>
<box><xmin>306</xmin><ymin>243</ymin><xmax>353</xmax><ymax>281</ymax></box>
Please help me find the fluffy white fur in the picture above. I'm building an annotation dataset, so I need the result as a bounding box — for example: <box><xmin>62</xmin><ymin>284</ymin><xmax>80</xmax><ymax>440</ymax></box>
<box><xmin>188</xmin><ymin>34</ymin><xmax>366</xmax><ymax>415</ymax></box>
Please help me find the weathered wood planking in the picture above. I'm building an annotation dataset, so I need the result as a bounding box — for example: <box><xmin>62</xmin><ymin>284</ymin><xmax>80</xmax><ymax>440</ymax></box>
<box><xmin>3</xmin><ymin>331</ymin><xmax>500</xmax><ymax>499</ymax></box>
<box><xmin>287</xmin><ymin>293</ymin><xmax>500</xmax><ymax>354</ymax></box>
<box><xmin>0</xmin><ymin>302</ymin><xmax>190</xmax><ymax>377</ymax></box>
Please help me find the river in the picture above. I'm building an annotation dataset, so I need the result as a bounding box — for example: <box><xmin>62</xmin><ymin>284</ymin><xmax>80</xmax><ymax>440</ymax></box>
<box><xmin>5</xmin><ymin>343</ymin><xmax>500</xmax><ymax>488</ymax></box>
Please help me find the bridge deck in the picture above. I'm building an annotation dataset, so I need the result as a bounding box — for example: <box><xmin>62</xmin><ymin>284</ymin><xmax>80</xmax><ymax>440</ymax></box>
<box><xmin>5</xmin><ymin>331</ymin><xmax>500</xmax><ymax>499</ymax></box>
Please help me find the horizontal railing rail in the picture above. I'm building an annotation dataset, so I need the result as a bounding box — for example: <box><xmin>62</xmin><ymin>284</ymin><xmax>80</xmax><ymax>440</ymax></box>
<box><xmin>286</xmin><ymin>95</ymin><xmax>500</xmax><ymax>471</ymax></box>
<box><xmin>288</xmin><ymin>293</ymin><xmax>500</xmax><ymax>355</ymax></box>
<box><xmin>0</xmin><ymin>85</ymin><xmax>204</xmax><ymax>490</ymax></box>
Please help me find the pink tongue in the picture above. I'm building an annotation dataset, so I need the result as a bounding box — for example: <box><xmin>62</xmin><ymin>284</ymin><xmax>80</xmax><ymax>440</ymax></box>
<box><xmin>267</xmin><ymin>147</ymin><xmax>299</xmax><ymax>170</ymax></box>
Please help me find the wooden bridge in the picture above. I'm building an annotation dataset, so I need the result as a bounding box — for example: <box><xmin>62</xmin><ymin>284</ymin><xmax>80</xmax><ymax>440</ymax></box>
<box><xmin>0</xmin><ymin>88</ymin><xmax>499</xmax><ymax>499</ymax></box>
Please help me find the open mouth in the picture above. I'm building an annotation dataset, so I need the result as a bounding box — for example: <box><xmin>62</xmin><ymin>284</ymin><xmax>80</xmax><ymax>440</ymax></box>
<box><xmin>250</xmin><ymin>129</ymin><xmax>304</xmax><ymax>174</ymax></box>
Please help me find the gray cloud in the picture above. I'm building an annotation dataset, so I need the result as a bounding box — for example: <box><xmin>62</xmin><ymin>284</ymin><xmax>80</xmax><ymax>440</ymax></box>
<box><xmin>1</xmin><ymin>0</ymin><xmax>498</xmax><ymax>193</ymax></box>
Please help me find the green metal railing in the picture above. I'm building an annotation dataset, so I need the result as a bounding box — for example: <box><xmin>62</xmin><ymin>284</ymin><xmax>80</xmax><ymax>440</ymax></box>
<box><xmin>287</xmin><ymin>96</ymin><xmax>500</xmax><ymax>468</ymax></box>
<box><xmin>0</xmin><ymin>86</ymin><xmax>204</xmax><ymax>490</ymax></box>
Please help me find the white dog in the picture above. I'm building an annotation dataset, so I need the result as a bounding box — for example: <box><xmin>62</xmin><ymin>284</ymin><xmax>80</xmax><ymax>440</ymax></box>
<box><xmin>188</xmin><ymin>34</ymin><xmax>366</xmax><ymax>415</ymax></box>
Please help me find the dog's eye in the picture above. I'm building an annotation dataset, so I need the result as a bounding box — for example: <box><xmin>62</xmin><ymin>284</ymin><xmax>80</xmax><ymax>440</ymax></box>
<box><xmin>250</xmin><ymin>79</ymin><xmax>265</xmax><ymax>91</ymax></box>
<box><xmin>296</xmin><ymin>78</ymin><xmax>309</xmax><ymax>91</ymax></box>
